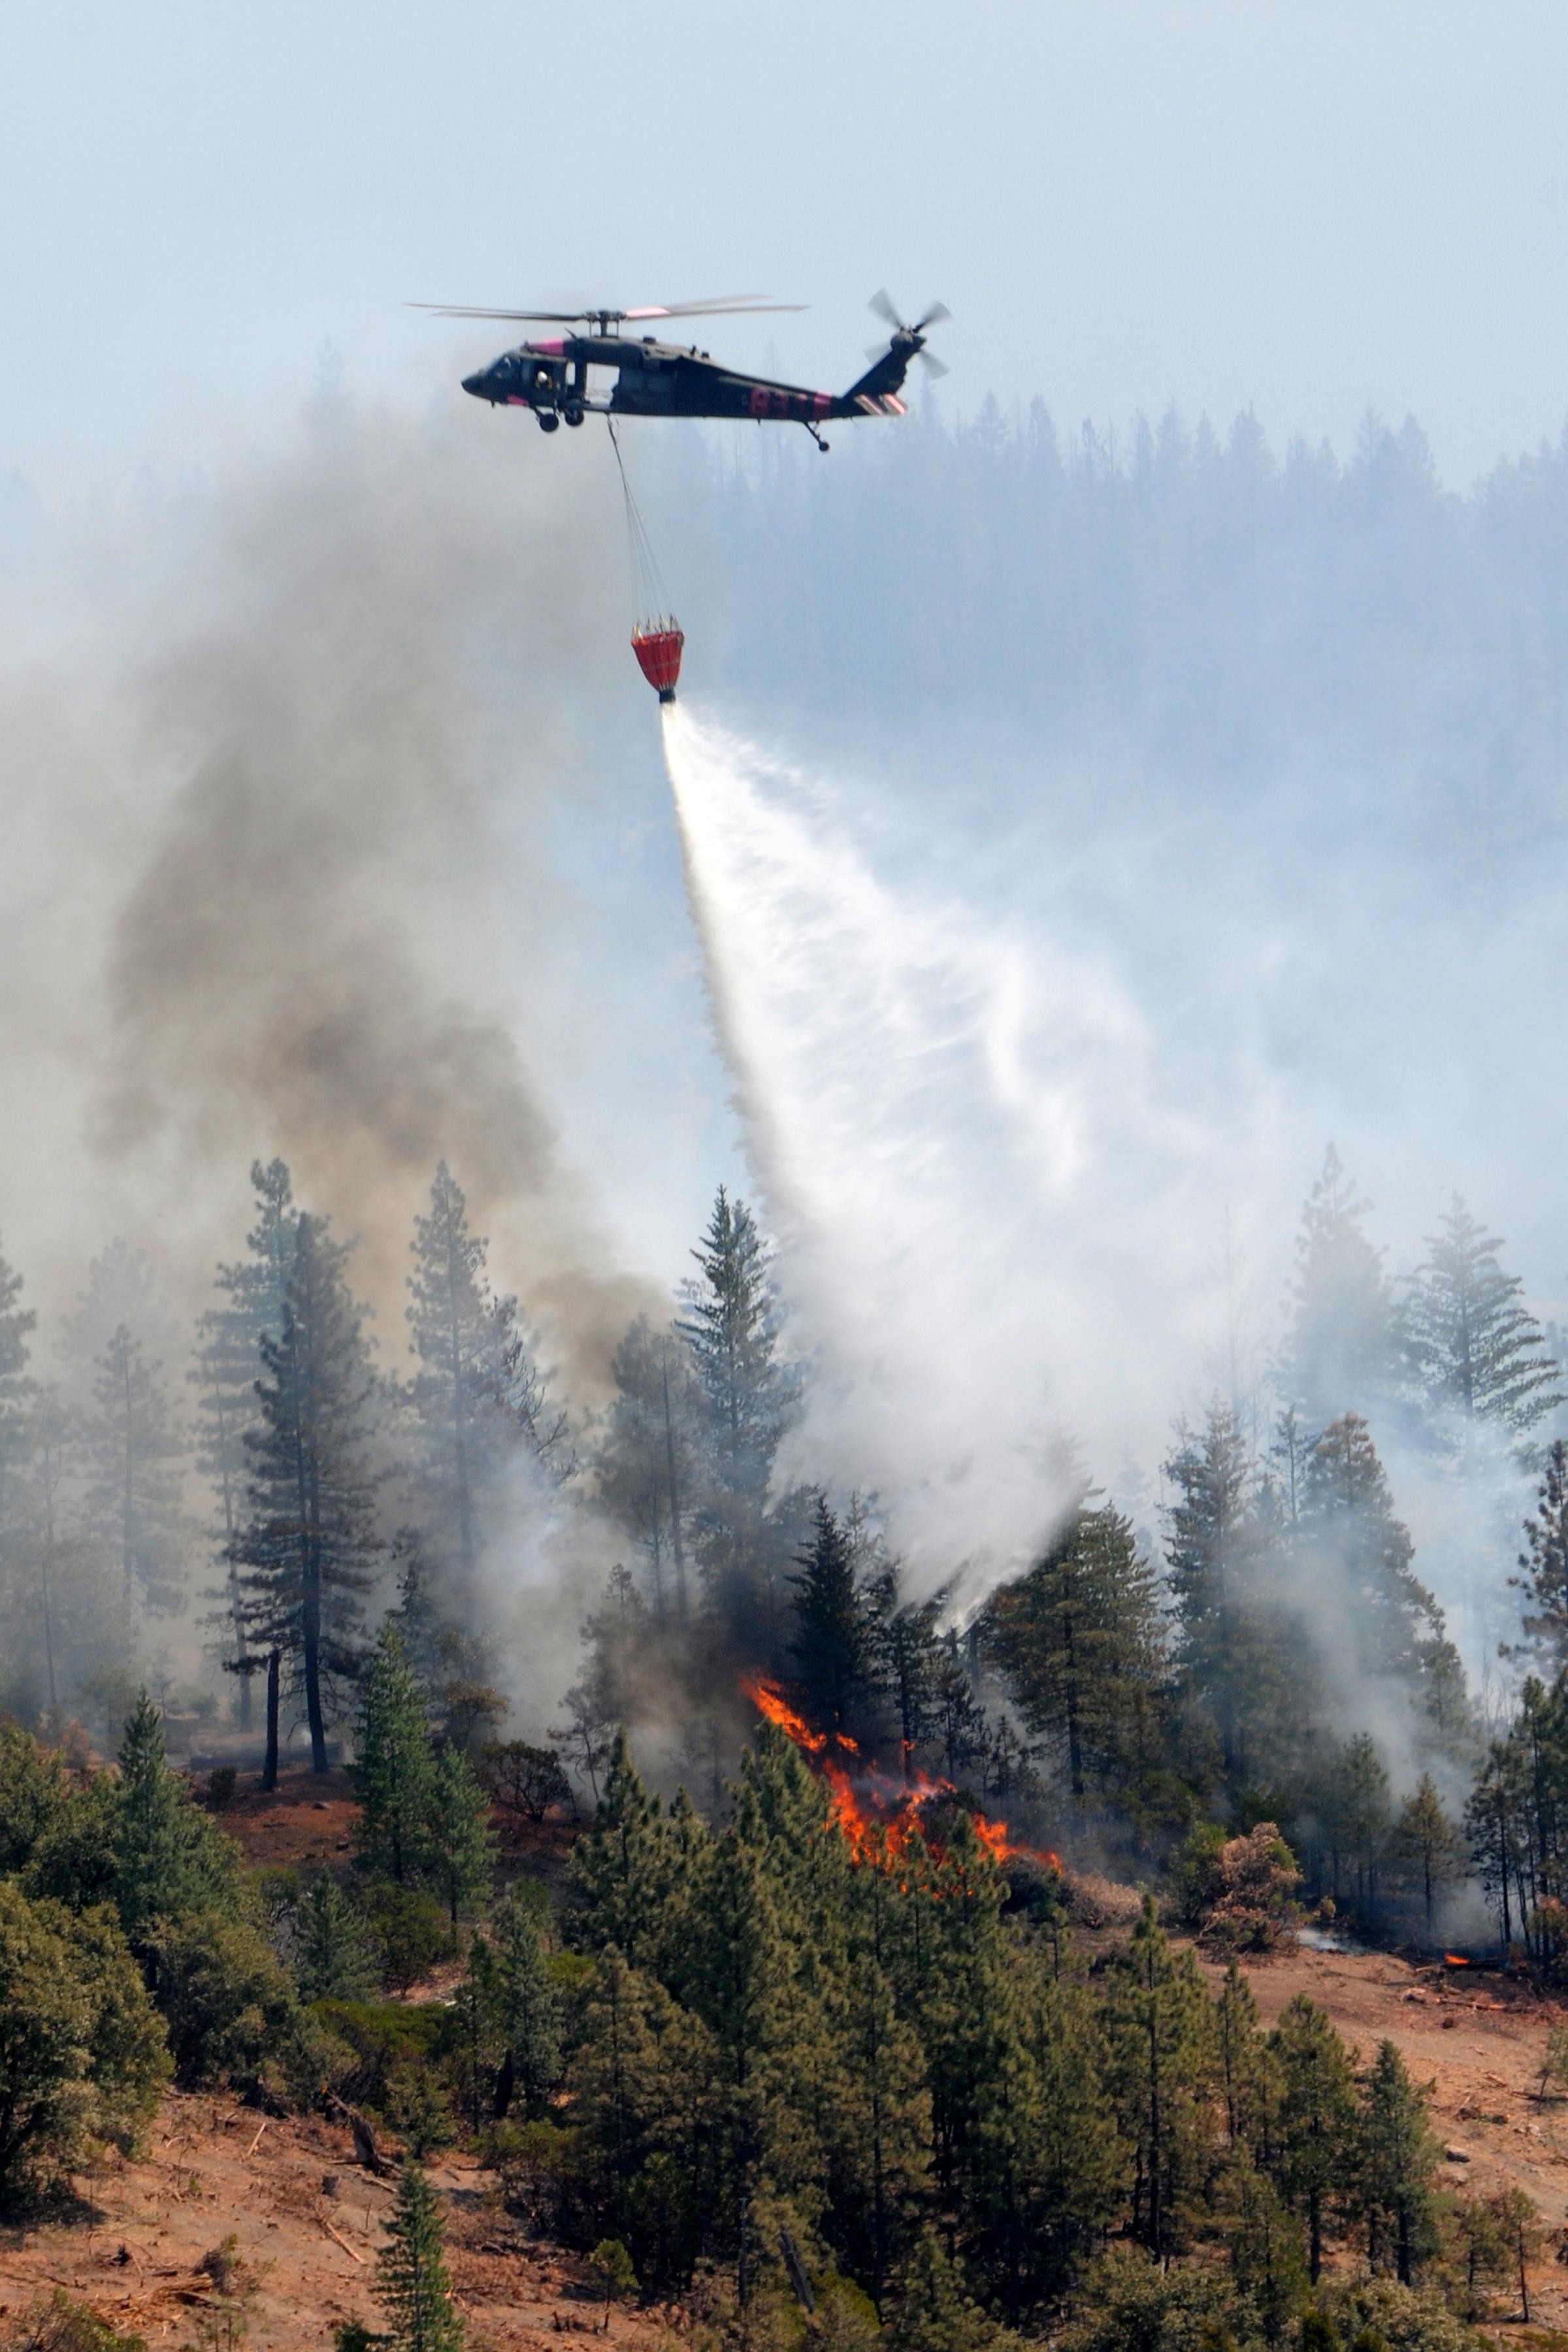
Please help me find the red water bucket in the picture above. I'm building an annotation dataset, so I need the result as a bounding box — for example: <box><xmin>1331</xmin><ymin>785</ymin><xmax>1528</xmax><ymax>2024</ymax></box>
<box><xmin>631</xmin><ymin>623</ymin><xmax>684</xmax><ymax>702</ymax></box>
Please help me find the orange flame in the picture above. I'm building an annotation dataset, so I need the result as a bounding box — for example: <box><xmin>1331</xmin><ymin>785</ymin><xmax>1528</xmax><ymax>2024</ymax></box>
<box><xmin>742</xmin><ymin>1676</ymin><xmax>1061</xmax><ymax>1878</ymax></box>
<box><xmin>1444</xmin><ymin>1953</ymin><xmax>1471</xmax><ymax>1967</ymax></box>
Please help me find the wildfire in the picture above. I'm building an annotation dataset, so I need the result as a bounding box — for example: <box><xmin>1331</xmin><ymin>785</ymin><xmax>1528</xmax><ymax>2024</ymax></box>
<box><xmin>1444</xmin><ymin>1953</ymin><xmax>1471</xmax><ymax>1967</ymax></box>
<box><xmin>742</xmin><ymin>1676</ymin><xmax>1060</xmax><ymax>1877</ymax></box>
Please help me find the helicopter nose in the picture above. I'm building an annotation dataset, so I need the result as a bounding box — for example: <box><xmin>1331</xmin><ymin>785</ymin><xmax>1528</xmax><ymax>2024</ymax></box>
<box><xmin>461</xmin><ymin>370</ymin><xmax>489</xmax><ymax>398</ymax></box>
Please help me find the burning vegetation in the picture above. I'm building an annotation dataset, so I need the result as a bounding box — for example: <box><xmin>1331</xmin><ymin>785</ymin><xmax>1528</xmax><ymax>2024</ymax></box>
<box><xmin>743</xmin><ymin>1672</ymin><xmax>1060</xmax><ymax>1877</ymax></box>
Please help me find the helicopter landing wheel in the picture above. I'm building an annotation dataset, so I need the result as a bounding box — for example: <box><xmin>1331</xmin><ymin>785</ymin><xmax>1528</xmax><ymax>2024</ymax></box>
<box><xmin>563</xmin><ymin>401</ymin><xmax>585</xmax><ymax>427</ymax></box>
<box><xmin>538</xmin><ymin>410</ymin><xmax>561</xmax><ymax>433</ymax></box>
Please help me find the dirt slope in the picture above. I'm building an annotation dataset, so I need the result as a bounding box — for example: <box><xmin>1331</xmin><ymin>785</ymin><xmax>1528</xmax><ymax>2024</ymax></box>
<box><xmin>0</xmin><ymin>2096</ymin><xmax>672</xmax><ymax>2350</ymax></box>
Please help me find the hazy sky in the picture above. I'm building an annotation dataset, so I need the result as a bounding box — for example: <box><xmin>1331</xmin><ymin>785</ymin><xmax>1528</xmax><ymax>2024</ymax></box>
<box><xmin>5</xmin><ymin>0</ymin><xmax>1567</xmax><ymax>488</ymax></box>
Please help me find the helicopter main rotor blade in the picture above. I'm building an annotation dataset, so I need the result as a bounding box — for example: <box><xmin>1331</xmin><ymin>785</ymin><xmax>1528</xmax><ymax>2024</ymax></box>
<box><xmin>410</xmin><ymin>297</ymin><xmax>806</xmax><ymax>325</ymax></box>
<box><xmin>915</xmin><ymin>301</ymin><xmax>952</xmax><ymax>332</ymax></box>
<box><xmin>868</xmin><ymin>287</ymin><xmax>903</xmax><ymax>330</ymax></box>
<box><xmin>407</xmin><ymin>304</ymin><xmax>598</xmax><ymax>323</ymax></box>
<box><xmin>627</xmin><ymin>297</ymin><xmax>807</xmax><ymax>318</ymax></box>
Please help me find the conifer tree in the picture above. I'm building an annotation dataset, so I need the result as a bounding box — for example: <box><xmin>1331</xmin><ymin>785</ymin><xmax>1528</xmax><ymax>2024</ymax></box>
<box><xmin>1269</xmin><ymin>1993</ymin><xmax>1358</xmax><ymax>2283</ymax></box>
<box><xmin>424</xmin><ymin>1742</ymin><xmax>496</xmax><ymax>1925</ymax></box>
<box><xmin>1403</xmin><ymin>1195</ymin><xmax>1561</xmax><ymax>1438</ymax></box>
<box><xmin>355</xmin><ymin>1622</ymin><xmax>435</xmax><ymax>1886</ymax></box>
<box><xmin>1511</xmin><ymin>1439</ymin><xmax>1568</xmax><ymax>1671</ymax></box>
<box><xmin>989</xmin><ymin>1501</ymin><xmax>1165</xmax><ymax>1803</ymax></box>
<box><xmin>1284</xmin><ymin>1145</ymin><xmax>1397</xmax><ymax>1425</ymax></box>
<box><xmin>376</xmin><ymin>2162</ymin><xmax>465</xmax><ymax>2352</ymax></box>
<box><xmin>1300</xmin><ymin>1415</ymin><xmax>1444</xmax><ymax>1692</ymax></box>
<box><xmin>112</xmin><ymin>1692</ymin><xmax>238</xmax><ymax>1942</ymax></box>
<box><xmin>190</xmin><ymin>1158</ymin><xmax>298</xmax><ymax>1730</ymax></box>
<box><xmin>84</xmin><ymin>1326</ymin><xmax>188</xmax><ymax>1624</ymax></box>
<box><xmin>294</xmin><ymin>1870</ymin><xmax>379</xmax><ymax>2001</ymax></box>
<box><xmin>1215</xmin><ymin>1961</ymin><xmax>1279</xmax><ymax>2161</ymax></box>
<box><xmin>1165</xmin><ymin>1403</ymin><xmax>1281</xmax><ymax>1781</ymax></box>
<box><xmin>493</xmin><ymin>1885</ymin><xmax>563</xmax><ymax>2115</ymax></box>
<box><xmin>1102</xmin><ymin>1896</ymin><xmax>1217</xmax><ymax>2259</ymax></box>
<box><xmin>864</xmin><ymin>1559</ymin><xmax>943</xmax><ymax>1780</ymax></box>
<box><xmin>1356</xmin><ymin>2038</ymin><xmax>1441</xmax><ymax>2284</ymax></box>
<box><xmin>678</xmin><ymin>1188</ymin><xmax>798</xmax><ymax>1645</ymax></box>
<box><xmin>829</xmin><ymin>1938</ymin><xmax>930</xmax><ymax>2307</ymax></box>
<box><xmin>405</xmin><ymin>1164</ymin><xmax>564</xmax><ymax>1627</ymax></box>
<box><xmin>791</xmin><ymin>1495</ymin><xmax>869</xmax><ymax>1733</ymax></box>
<box><xmin>238</xmin><ymin>1212</ymin><xmax>382</xmax><ymax>1772</ymax></box>
<box><xmin>1014</xmin><ymin>1951</ymin><xmax>1125</xmax><ymax>2300</ymax></box>
<box><xmin>595</xmin><ymin>1315</ymin><xmax>698</xmax><ymax>1624</ymax></box>
<box><xmin>570</xmin><ymin>1730</ymin><xmax>670</xmax><ymax>1969</ymax></box>
<box><xmin>1392</xmin><ymin>1774</ymin><xmax>1465</xmax><ymax>1937</ymax></box>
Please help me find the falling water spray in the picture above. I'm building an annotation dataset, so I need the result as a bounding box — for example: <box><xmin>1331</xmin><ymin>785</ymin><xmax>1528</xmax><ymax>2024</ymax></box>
<box><xmin>657</xmin><ymin>700</ymin><xmax>1183</xmax><ymax>1614</ymax></box>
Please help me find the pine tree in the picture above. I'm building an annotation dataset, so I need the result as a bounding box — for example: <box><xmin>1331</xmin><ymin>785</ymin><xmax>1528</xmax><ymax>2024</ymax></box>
<box><xmin>405</xmin><ymin>1164</ymin><xmax>565</xmax><ymax>1628</ymax></box>
<box><xmin>1284</xmin><ymin>1145</ymin><xmax>1397</xmax><ymax>1425</ymax></box>
<box><xmin>1301</xmin><ymin>1415</ymin><xmax>1443</xmax><ymax>1691</ymax></box>
<box><xmin>355</xmin><ymin>1621</ymin><xmax>436</xmax><ymax>1885</ymax></box>
<box><xmin>1269</xmin><ymin>1993</ymin><xmax>1358</xmax><ymax>2283</ymax></box>
<box><xmin>1392</xmin><ymin>1774</ymin><xmax>1465</xmax><ymax>1938</ymax></box>
<box><xmin>864</xmin><ymin>1557</ymin><xmax>943</xmax><ymax>1781</ymax></box>
<box><xmin>492</xmin><ymin>1885</ymin><xmax>563</xmax><ymax>2115</ymax></box>
<box><xmin>1165</xmin><ymin>1403</ymin><xmax>1286</xmax><ymax>1782</ymax></box>
<box><xmin>84</xmin><ymin>1325</ymin><xmax>188</xmax><ymax>1624</ymax></box>
<box><xmin>424</xmin><ymin>1743</ymin><xmax>496</xmax><ymax>1926</ymax></box>
<box><xmin>238</xmin><ymin>1212</ymin><xmax>382</xmax><ymax>1772</ymax></box>
<box><xmin>1215</xmin><ymin>1961</ymin><xmax>1279</xmax><ymax>2161</ymax></box>
<box><xmin>1356</xmin><ymin>2038</ymin><xmax>1441</xmax><ymax>2284</ymax></box>
<box><xmin>113</xmin><ymin>1691</ymin><xmax>238</xmax><ymax>1942</ymax></box>
<box><xmin>1318</xmin><ymin>1733</ymin><xmax>1394</xmax><ymax>1912</ymax></box>
<box><xmin>791</xmin><ymin>1495</ymin><xmax>869</xmax><ymax>1734</ymax></box>
<box><xmin>678</xmin><ymin>1188</ymin><xmax>798</xmax><ymax>1646</ymax></box>
<box><xmin>1465</xmin><ymin>1736</ymin><xmax>1526</xmax><ymax>1955</ymax></box>
<box><xmin>1014</xmin><ymin>1950</ymin><xmax>1125</xmax><ymax>2300</ymax></box>
<box><xmin>595</xmin><ymin>1315</ymin><xmax>698</xmax><ymax>1624</ymax></box>
<box><xmin>989</xmin><ymin>1500</ymin><xmax>1165</xmax><ymax>1803</ymax></box>
<box><xmin>1403</xmin><ymin>1195</ymin><xmax>1561</xmax><ymax>1437</ymax></box>
<box><xmin>570</xmin><ymin>1730</ymin><xmax>671</xmax><ymax>1969</ymax></box>
<box><xmin>295</xmin><ymin>1871</ymin><xmax>379</xmax><ymax>2001</ymax></box>
<box><xmin>190</xmin><ymin>1158</ymin><xmax>298</xmax><ymax>1731</ymax></box>
<box><xmin>1511</xmin><ymin>1439</ymin><xmax>1568</xmax><ymax>1671</ymax></box>
<box><xmin>1102</xmin><ymin>1896</ymin><xmax>1217</xmax><ymax>2259</ymax></box>
<box><xmin>376</xmin><ymin>2162</ymin><xmax>465</xmax><ymax>2352</ymax></box>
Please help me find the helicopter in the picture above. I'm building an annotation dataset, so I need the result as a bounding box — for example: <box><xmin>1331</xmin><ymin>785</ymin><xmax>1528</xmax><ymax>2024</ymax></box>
<box><xmin>412</xmin><ymin>290</ymin><xmax>950</xmax><ymax>451</ymax></box>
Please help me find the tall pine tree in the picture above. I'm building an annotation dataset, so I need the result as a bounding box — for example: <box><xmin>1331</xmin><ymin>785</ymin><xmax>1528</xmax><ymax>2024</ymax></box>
<box><xmin>237</xmin><ymin>1211</ymin><xmax>382</xmax><ymax>1772</ymax></box>
<box><xmin>1284</xmin><ymin>1146</ymin><xmax>1396</xmax><ymax>1426</ymax></box>
<box><xmin>190</xmin><ymin>1158</ymin><xmax>299</xmax><ymax>1730</ymax></box>
<box><xmin>83</xmin><ymin>1326</ymin><xmax>187</xmax><ymax>1625</ymax></box>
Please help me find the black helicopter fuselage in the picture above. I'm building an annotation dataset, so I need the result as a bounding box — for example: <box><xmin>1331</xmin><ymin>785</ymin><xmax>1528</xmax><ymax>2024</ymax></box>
<box><xmin>461</xmin><ymin>330</ymin><xmax>911</xmax><ymax>429</ymax></box>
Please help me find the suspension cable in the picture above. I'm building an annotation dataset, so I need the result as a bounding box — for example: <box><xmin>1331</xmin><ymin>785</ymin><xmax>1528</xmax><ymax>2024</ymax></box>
<box><xmin>606</xmin><ymin>416</ymin><xmax>674</xmax><ymax>630</ymax></box>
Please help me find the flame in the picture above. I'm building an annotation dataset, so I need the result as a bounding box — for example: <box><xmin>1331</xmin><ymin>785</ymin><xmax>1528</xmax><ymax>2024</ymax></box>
<box><xmin>743</xmin><ymin>1676</ymin><xmax>1061</xmax><ymax>1878</ymax></box>
<box><xmin>1444</xmin><ymin>1953</ymin><xmax>1471</xmax><ymax>1967</ymax></box>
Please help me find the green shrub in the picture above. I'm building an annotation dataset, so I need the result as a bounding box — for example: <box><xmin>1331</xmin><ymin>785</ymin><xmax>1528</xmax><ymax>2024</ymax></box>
<box><xmin>0</xmin><ymin>1881</ymin><xmax>169</xmax><ymax>2207</ymax></box>
<box><xmin>310</xmin><ymin>1999</ymin><xmax>447</xmax><ymax>2112</ymax></box>
<box><xmin>144</xmin><ymin>1910</ymin><xmax>303</xmax><ymax>2092</ymax></box>
<box><xmin>0</xmin><ymin>1725</ymin><xmax>73</xmax><ymax>1875</ymax></box>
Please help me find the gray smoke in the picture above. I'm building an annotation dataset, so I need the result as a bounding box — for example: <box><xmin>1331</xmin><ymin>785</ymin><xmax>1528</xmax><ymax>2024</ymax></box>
<box><xmin>1</xmin><ymin>388</ymin><xmax>661</xmax><ymax>1390</ymax></box>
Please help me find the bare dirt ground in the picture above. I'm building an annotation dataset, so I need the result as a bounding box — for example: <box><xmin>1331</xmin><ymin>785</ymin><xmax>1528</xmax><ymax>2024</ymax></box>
<box><xmin>0</xmin><ymin>2097</ymin><xmax>675</xmax><ymax>2351</ymax></box>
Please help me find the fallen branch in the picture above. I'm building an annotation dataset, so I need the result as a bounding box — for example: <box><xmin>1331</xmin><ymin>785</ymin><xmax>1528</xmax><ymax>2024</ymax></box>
<box><xmin>246</xmin><ymin>2119</ymin><xmax>269</xmax><ymax>2157</ymax></box>
<box><xmin>321</xmin><ymin>2218</ymin><xmax>365</xmax><ymax>2266</ymax></box>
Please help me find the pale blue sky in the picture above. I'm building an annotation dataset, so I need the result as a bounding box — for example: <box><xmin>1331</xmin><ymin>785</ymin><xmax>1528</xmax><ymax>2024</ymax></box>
<box><xmin>4</xmin><ymin>0</ymin><xmax>1567</xmax><ymax>485</ymax></box>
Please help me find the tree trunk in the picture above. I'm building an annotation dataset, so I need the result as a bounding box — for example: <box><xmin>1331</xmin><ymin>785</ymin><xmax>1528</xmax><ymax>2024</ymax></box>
<box><xmin>263</xmin><ymin>1648</ymin><xmax>280</xmax><ymax>1791</ymax></box>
